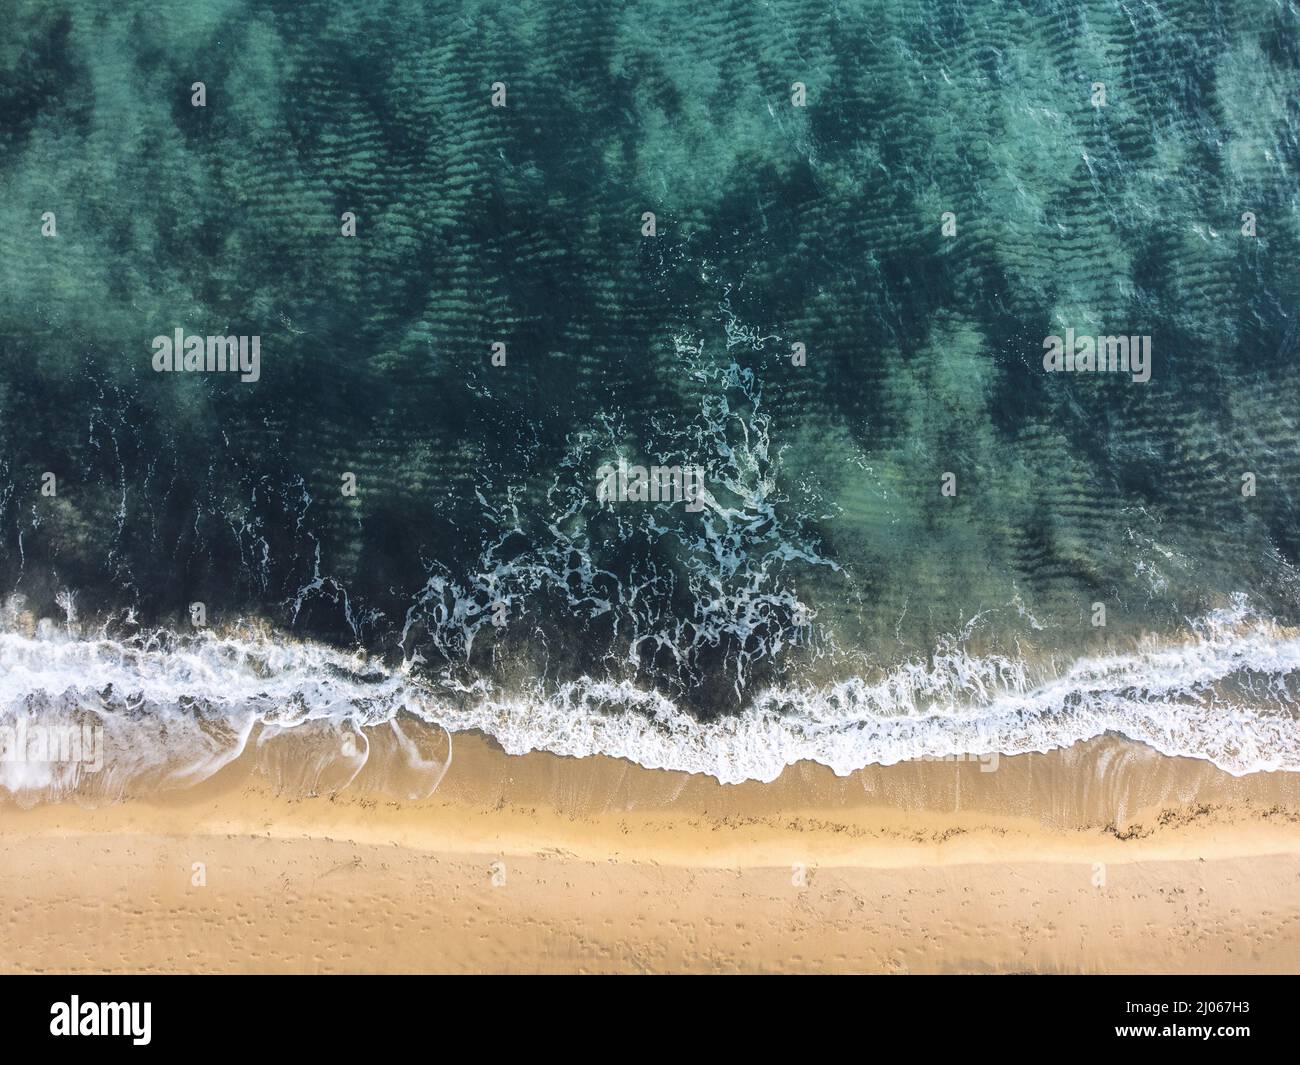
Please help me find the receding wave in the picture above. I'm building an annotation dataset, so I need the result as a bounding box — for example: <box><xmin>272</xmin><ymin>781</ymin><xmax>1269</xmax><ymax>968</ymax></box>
<box><xmin>2</xmin><ymin>594</ymin><xmax>1297</xmax><ymax>803</ymax></box>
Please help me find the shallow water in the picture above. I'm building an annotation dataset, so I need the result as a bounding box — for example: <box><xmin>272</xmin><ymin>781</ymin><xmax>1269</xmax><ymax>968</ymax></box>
<box><xmin>1</xmin><ymin>0</ymin><xmax>1298</xmax><ymax>798</ymax></box>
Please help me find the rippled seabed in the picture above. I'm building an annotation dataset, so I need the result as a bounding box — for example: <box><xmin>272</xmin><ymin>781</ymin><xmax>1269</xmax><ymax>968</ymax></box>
<box><xmin>1</xmin><ymin>0</ymin><xmax>1298</xmax><ymax>795</ymax></box>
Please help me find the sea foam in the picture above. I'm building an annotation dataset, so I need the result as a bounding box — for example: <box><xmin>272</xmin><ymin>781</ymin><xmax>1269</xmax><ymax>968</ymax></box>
<box><xmin>1</xmin><ymin>594</ymin><xmax>1297</xmax><ymax>802</ymax></box>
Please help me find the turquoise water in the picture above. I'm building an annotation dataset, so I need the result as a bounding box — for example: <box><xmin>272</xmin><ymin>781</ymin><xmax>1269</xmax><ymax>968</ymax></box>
<box><xmin>1</xmin><ymin>0</ymin><xmax>1298</xmax><ymax>789</ymax></box>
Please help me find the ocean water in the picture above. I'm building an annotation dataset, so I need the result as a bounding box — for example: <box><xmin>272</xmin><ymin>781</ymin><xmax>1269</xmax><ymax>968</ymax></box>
<box><xmin>1</xmin><ymin>0</ymin><xmax>1298</xmax><ymax>799</ymax></box>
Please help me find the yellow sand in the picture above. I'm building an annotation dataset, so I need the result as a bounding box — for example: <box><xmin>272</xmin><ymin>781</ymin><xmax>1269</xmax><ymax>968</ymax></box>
<box><xmin>1</xmin><ymin>733</ymin><xmax>1298</xmax><ymax>973</ymax></box>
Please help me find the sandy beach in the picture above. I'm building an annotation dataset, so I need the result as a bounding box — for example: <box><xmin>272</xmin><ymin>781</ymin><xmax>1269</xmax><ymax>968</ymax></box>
<box><xmin>2</xmin><ymin>732</ymin><xmax>1299</xmax><ymax>974</ymax></box>
<box><xmin>5</xmin><ymin>0</ymin><xmax>1300</xmax><ymax>995</ymax></box>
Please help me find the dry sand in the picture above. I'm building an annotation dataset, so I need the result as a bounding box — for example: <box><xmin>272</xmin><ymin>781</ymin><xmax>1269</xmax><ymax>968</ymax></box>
<box><xmin>2</xmin><ymin>732</ymin><xmax>1299</xmax><ymax>973</ymax></box>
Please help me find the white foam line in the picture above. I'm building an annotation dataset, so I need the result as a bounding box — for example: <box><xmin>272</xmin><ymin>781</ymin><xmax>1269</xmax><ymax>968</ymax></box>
<box><xmin>1</xmin><ymin>595</ymin><xmax>1297</xmax><ymax>793</ymax></box>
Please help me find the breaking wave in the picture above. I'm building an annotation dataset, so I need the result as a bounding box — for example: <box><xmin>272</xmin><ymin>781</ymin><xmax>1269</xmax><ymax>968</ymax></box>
<box><xmin>1</xmin><ymin>593</ymin><xmax>1297</xmax><ymax>803</ymax></box>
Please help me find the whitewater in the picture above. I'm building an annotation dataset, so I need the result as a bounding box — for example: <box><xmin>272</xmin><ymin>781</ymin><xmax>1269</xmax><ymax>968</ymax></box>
<box><xmin>1</xmin><ymin>593</ymin><xmax>1297</xmax><ymax>804</ymax></box>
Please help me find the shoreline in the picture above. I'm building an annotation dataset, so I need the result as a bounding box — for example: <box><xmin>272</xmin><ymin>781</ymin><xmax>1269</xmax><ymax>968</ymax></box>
<box><xmin>2</xmin><ymin>734</ymin><xmax>1300</xmax><ymax>972</ymax></box>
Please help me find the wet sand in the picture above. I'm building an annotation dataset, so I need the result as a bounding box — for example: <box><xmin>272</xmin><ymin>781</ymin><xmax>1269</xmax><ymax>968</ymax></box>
<box><xmin>1</xmin><ymin>733</ymin><xmax>1298</xmax><ymax>973</ymax></box>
